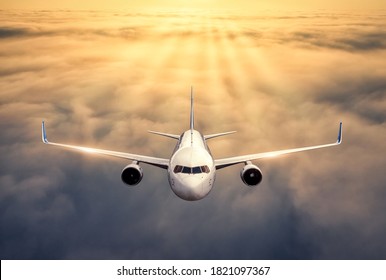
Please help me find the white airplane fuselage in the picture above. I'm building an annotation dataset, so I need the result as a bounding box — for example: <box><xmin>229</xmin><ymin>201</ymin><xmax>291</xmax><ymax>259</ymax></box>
<box><xmin>168</xmin><ymin>129</ymin><xmax>216</xmax><ymax>201</ymax></box>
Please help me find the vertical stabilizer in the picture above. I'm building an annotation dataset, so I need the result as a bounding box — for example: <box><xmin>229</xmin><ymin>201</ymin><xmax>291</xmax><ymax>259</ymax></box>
<box><xmin>190</xmin><ymin>86</ymin><xmax>194</xmax><ymax>131</ymax></box>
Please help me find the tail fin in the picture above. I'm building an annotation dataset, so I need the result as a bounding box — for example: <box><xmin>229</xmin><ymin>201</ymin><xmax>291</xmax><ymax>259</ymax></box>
<box><xmin>190</xmin><ymin>86</ymin><xmax>194</xmax><ymax>131</ymax></box>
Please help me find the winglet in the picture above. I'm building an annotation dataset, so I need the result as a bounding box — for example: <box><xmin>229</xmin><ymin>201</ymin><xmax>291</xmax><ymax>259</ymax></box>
<box><xmin>41</xmin><ymin>121</ymin><xmax>48</xmax><ymax>144</ymax></box>
<box><xmin>337</xmin><ymin>121</ymin><xmax>343</xmax><ymax>144</ymax></box>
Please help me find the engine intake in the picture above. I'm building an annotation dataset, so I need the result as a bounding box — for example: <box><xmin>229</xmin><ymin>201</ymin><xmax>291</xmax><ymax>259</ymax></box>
<box><xmin>121</xmin><ymin>163</ymin><xmax>143</xmax><ymax>186</ymax></box>
<box><xmin>240</xmin><ymin>164</ymin><xmax>263</xmax><ymax>186</ymax></box>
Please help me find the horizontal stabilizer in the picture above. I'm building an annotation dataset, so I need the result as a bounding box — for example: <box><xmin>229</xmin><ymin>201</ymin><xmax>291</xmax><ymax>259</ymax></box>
<box><xmin>204</xmin><ymin>131</ymin><xmax>237</xmax><ymax>140</ymax></box>
<box><xmin>148</xmin><ymin>130</ymin><xmax>180</xmax><ymax>140</ymax></box>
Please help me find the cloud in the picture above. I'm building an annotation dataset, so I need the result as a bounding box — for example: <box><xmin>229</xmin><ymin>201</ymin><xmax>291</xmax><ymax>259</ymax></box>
<box><xmin>284</xmin><ymin>29</ymin><xmax>386</xmax><ymax>51</ymax></box>
<box><xmin>237</xmin><ymin>13</ymin><xmax>386</xmax><ymax>52</ymax></box>
<box><xmin>0</xmin><ymin>27</ymin><xmax>31</xmax><ymax>38</ymax></box>
<box><xmin>1</xmin><ymin>10</ymin><xmax>386</xmax><ymax>260</ymax></box>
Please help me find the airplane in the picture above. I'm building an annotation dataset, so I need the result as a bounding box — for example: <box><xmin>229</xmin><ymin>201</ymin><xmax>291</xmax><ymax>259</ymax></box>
<box><xmin>41</xmin><ymin>89</ymin><xmax>343</xmax><ymax>201</ymax></box>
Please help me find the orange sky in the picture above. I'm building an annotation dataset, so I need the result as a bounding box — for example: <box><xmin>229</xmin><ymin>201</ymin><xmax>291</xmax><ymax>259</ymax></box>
<box><xmin>1</xmin><ymin>0</ymin><xmax>385</xmax><ymax>11</ymax></box>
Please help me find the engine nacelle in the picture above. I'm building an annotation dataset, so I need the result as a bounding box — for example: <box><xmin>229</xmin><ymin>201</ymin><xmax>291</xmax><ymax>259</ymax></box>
<box><xmin>240</xmin><ymin>164</ymin><xmax>263</xmax><ymax>186</ymax></box>
<box><xmin>121</xmin><ymin>164</ymin><xmax>143</xmax><ymax>186</ymax></box>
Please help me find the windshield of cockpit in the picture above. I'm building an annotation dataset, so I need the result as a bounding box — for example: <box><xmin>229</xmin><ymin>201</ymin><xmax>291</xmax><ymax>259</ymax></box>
<box><xmin>173</xmin><ymin>165</ymin><xmax>210</xmax><ymax>174</ymax></box>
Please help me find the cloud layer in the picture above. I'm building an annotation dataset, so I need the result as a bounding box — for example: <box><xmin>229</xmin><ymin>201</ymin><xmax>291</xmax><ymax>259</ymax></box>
<box><xmin>1</xmin><ymin>10</ymin><xmax>386</xmax><ymax>259</ymax></box>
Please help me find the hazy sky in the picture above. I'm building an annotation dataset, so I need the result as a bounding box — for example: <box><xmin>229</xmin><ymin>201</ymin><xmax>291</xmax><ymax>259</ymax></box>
<box><xmin>1</xmin><ymin>6</ymin><xmax>386</xmax><ymax>260</ymax></box>
<box><xmin>1</xmin><ymin>0</ymin><xmax>386</xmax><ymax>10</ymax></box>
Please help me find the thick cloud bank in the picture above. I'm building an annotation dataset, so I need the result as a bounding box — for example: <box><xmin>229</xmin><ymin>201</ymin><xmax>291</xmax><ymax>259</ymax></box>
<box><xmin>1</xmin><ymin>10</ymin><xmax>386</xmax><ymax>259</ymax></box>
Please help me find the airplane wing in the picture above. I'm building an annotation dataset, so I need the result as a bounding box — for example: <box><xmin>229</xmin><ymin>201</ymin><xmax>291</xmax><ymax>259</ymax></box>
<box><xmin>215</xmin><ymin>122</ymin><xmax>342</xmax><ymax>169</ymax></box>
<box><xmin>41</xmin><ymin>121</ymin><xmax>169</xmax><ymax>169</ymax></box>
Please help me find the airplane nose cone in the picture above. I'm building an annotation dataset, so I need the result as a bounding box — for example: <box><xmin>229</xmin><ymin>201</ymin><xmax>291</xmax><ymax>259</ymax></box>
<box><xmin>182</xmin><ymin>176</ymin><xmax>202</xmax><ymax>189</ymax></box>
<box><xmin>171</xmin><ymin>175</ymin><xmax>212</xmax><ymax>201</ymax></box>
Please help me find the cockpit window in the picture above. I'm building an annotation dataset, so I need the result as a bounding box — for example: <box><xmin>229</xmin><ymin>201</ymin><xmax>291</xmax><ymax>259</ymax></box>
<box><xmin>201</xmin><ymin>165</ymin><xmax>210</xmax><ymax>173</ymax></box>
<box><xmin>174</xmin><ymin>165</ymin><xmax>183</xmax><ymax>173</ymax></box>
<box><xmin>174</xmin><ymin>165</ymin><xmax>210</xmax><ymax>174</ymax></box>
<box><xmin>192</xmin><ymin>167</ymin><xmax>201</xmax><ymax>174</ymax></box>
<box><xmin>182</xmin><ymin>166</ymin><xmax>191</xmax><ymax>174</ymax></box>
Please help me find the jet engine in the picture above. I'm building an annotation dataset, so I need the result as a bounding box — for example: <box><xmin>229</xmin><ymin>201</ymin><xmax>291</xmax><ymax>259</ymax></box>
<box><xmin>121</xmin><ymin>163</ymin><xmax>143</xmax><ymax>186</ymax></box>
<box><xmin>240</xmin><ymin>164</ymin><xmax>263</xmax><ymax>186</ymax></box>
